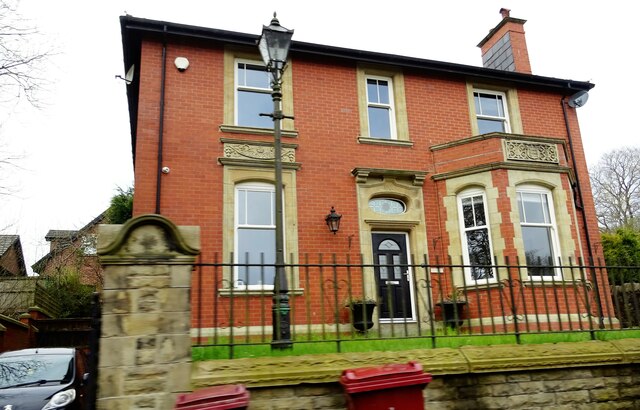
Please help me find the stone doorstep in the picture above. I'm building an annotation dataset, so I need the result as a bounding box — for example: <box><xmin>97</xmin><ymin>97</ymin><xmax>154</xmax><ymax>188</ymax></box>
<box><xmin>191</xmin><ymin>339</ymin><xmax>640</xmax><ymax>389</ymax></box>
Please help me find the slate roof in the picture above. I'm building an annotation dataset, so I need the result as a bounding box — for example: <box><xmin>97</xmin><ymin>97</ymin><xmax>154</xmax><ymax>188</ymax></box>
<box><xmin>0</xmin><ymin>235</ymin><xmax>19</xmax><ymax>255</ymax></box>
<box><xmin>0</xmin><ymin>234</ymin><xmax>27</xmax><ymax>276</ymax></box>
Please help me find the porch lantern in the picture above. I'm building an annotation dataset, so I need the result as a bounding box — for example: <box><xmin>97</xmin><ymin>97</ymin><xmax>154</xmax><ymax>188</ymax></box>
<box><xmin>258</xmin><ymin>13</ymin><xmax>294</xmax><ymax>350</ymax></box>
<box><xmin>325</xmin><ymin>207</ymin><xmax>342</xmax><ymax>234</ymax></box>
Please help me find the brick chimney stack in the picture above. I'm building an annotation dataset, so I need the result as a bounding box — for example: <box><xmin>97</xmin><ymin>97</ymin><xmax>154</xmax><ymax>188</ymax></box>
<box><xmin>477</xmin><ymin>8</ymin><xmax>532</xmax><ymax>74</ymax></box>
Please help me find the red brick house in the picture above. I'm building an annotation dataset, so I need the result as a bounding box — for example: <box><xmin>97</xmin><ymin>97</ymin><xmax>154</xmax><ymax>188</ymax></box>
<box><xmin>119</xmin><ymin>10</ymin><xmax>614</xmax><ymax>335</ymax></box>
<box><xmin>32</xmin><ymin>212</ymin><xmax>105</xmax><ymax>287</ymax></box>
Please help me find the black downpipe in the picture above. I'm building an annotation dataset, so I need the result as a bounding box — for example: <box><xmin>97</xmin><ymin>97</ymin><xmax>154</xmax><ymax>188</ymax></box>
<box><xmin>561</xmin><ymin>96</ymin><xmax>604</xmax><ymax>328</ymax></box>
<box><xmin>155</xmin><ymin>26</ymin><xmax>168</xmax><ymax>214</ymax></box>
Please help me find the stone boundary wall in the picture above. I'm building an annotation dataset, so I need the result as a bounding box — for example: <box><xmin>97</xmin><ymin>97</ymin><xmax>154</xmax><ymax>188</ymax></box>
<box><xmin>193</xmin><ymin>339</ymin><xmax>640</xmax><ymax>409</ymax></box>
<box><xmin>242</xmin><ymin>364</ymin><xmax>640</xmax><ymax>409</ymax></box>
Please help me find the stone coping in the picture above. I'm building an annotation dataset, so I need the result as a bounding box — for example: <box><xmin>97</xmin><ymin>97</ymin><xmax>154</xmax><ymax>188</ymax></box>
<box><xmin>191</xmin><ymin>338</ymin><xmax>640</xmax><ymax>389</ymax></box>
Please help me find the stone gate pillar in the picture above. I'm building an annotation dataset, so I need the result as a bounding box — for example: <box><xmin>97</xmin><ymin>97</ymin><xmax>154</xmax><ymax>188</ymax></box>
<box><xmin>96</xmin><ymin>214</ymin><xmax>200</xmax><ymax>410</ymax></box>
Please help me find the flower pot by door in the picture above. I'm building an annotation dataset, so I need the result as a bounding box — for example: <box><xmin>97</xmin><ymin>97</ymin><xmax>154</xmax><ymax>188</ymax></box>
<box><xmin>350</xmin><ymin>302</ymin><xmax>376</xmax><ymax>332</ymax></box>
<box><xmin>437</xmin><ymin>301</ymin><xmax>467</xmax><ymax>329</ymax></box>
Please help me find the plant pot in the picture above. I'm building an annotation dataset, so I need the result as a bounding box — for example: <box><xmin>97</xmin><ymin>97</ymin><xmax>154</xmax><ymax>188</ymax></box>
<box><xmin>437</xmin><ymin>301</ymin><xmax>467</xmax><ymax>329</ymax></box>
<box><xmin>350</xmin><ymin>301</ymin><xmax>376</xmax><ymax>332</ymax></box>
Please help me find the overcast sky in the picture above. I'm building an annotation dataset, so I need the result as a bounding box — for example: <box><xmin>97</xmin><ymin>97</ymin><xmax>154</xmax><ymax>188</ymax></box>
<box><xmin>1</xmin><ymin>0</ymin><xmax>638</xmax><ymax>273</ymax></box>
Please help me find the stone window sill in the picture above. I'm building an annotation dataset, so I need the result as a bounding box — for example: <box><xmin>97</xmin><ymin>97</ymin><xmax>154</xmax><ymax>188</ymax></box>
<box><xmin>218</xmin><ymin>288</ymin><xmax>304</xmax><ymax>297</ymax></box>
<box><xmin>357</xmin><ymin>136</ymin><xmax>413</xmax><ymax>147</ymax></box>
<box><xmin>220</xmin><ymin>124</ymin><xmax>298</xmax><ymax>138</ymax></box>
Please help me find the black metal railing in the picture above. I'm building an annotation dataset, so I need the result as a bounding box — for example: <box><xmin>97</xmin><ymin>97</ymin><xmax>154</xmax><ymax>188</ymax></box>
<box><xmin>191</xmin><ymin>255</ymin><xmax>640</xmax><ymax>358</ymax></box>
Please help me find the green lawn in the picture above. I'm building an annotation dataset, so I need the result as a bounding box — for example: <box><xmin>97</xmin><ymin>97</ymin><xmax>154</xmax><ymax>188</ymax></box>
<box><xmin>192</xmin><ymin>329</ymin><xmax>640</xmax><ymax>360</ymax></box>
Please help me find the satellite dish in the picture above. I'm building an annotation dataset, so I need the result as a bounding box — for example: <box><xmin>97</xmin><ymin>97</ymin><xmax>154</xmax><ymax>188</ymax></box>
<box><xmin>115</xmin><ymin>64</ymin><xmax>135</xmax><ymax>85</ymax></box>
<box><xmin>568</xmin><ymin>90</ymin><xmax>589</xmax><ymax>108</ymax></box>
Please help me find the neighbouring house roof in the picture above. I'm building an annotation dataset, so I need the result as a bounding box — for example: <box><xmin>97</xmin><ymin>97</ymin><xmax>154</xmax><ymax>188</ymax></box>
<box><xmin>44</xmin><ymin>230</ymin><xmax>80</xmax><ymax>241</ymax></box>
<box><xmin>119</xmin><ymin>15</ymin><xmax>595</xmax><ymax>164</ymax></box>
<box><xmin>0</xmin><ymin>235</ymin><xmax>27</xmax><ymax>277</ymax></box>
<box><xmin>0</xmin><ymin>235</ymin><xmax>18</xmax><ymax>255</ymax></box>
<box><xmin>32</xmin><ymin>211</ymin><xmax>107</xmax><ymax>274</ymax></box>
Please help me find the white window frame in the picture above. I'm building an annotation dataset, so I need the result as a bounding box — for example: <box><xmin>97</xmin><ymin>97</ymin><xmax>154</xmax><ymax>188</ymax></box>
<box><xmin>234</xmin><ymin>59</ymin><xmax>272</xmax><ymax>128</ymax></box>
<box><xmin>365</xmin><ymin>75</ymin><xmax>397</xmax><ymax>139</ymax></box>
<box><xmin>473</xmin><ymin>89</ymin><xmax>511</xmax><ymax>134</ymax></box>
<box><xmin>517</xmin><ymin>185</ymin><xmax>562</xmax><ymax>280</ymax></box>
<box><xmin>457</xmin><ymin>189</ymin><xmax>496</xmax><ymax>283</ymax></box>
<box><xmin>234</xmin><ymin>182</ymin><xmax>278</xmax><ymax>290</ymax></box>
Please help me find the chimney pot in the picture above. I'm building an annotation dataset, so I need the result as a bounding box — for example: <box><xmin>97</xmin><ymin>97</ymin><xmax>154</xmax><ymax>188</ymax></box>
<box><xmin>500</xmin><ymin>8</ymin><xmax>511</xmax><ymax>19</ymax></box>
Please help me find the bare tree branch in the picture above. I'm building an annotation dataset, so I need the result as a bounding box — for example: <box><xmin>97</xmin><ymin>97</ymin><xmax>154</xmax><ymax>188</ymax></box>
<box><xmin>590</xmin><ymin>146</ymin><xmax>640</xmax><ymax>231</ymax></box>
<box><xmin>0</xmin><ymin>0</ymin><xmax>52</xmax><ymax>107</ymax></box>
<box><xmin>0</xmin><ymin>0</ymin><xmax>52</xmax><ymax>197</ymax></box>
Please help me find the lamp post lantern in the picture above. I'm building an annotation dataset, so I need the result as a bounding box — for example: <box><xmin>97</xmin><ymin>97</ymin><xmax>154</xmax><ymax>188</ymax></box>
<box><xmin>258</xmin><ymin>13</ymin><xmax>294</xmax><ymax>349</ymax></box>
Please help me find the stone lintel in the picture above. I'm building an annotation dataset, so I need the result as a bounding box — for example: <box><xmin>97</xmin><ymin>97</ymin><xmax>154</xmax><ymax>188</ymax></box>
<box><xmin>351</xmin><ymin>167</ymin><xmax>427</xmax><ymax>186</ymax></box>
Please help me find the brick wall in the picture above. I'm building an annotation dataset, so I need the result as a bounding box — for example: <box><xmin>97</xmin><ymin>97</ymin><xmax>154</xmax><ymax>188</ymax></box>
<box><xmin>132</xmin><ymin>40</ymin><xmax>600</xmax><ymax>259</ymax></box>
<box><xmin>130</xmin><ymin>30</ymin><xmax>606</xmax><ymax>330</ymax></box>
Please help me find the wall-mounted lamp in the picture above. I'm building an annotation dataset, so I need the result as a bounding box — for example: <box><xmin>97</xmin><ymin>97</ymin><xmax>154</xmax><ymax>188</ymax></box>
<box><xmin>174</xmin><ymin>57</ymin><xmax>190</xmax><ymax>72</ymax></box>
<box><xmin>325</xmin><ymin>206</ymin><xmax>342</xmax><ymax>234</ymax></box>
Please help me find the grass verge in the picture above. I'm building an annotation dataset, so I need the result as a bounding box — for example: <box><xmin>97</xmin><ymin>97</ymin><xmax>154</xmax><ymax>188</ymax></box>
<box><xmin>192</xmin><ymin>329</ymin><xmax>640</xmax><ymax>360</ymax></box>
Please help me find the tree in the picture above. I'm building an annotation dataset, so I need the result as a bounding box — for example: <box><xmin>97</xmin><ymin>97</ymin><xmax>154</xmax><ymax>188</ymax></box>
<box><xmin>601</xmin><ymin>228</ymin><xmax>640</xmax><ymax>284</ymax></box>
<box><xmin>0</xmin><ymin>0</ymin><xmax>51</xmax><ymax>107</ymax></box>
<box><xmin>0</xmin><ymin>0</ymin><xmax>51</xmax><ymax>197</ymax></box>
<box><xmin>589</xmin><ymin>147</ymin><xmax>640</xmax><ymax>231</ymax></box>
<box><xmin>106</xmin><ymin>186</ymin><xmax>133</xmax><ymax>224</ymax></box>
<box><xmin>41</xmin><ymin>269</ymin><xmax>95</xmax><ymax>317</ymax></box>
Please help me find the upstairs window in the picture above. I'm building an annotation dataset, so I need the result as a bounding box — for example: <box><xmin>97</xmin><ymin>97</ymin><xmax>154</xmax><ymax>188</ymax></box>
<box><xmin>517</xmin><ymin>186</ymin><xmax>561</xmax><ymax>278</ymax></box>
<box><xmin>473</xmin><ymin>90</ymin><xmax>510</xmax><ymax>134</ymax></box>
<box><xmin>458</xmin><ymin>190</ymin><xmax>495</xmax><ymax>281</ymax></box>
<box><xmin>235</xmin><ymin>60</ymin><xmax>272</xmax><ymax>128</ymax></box>
<box><xmin>366</xmin><ymin>76</ymin><xmax>396</xmax><ymax>139</ymax></box>
<box><xmin>235</xmin><ymin>182</ymin><xmax>277</xmax><ymax>288</ymax></box>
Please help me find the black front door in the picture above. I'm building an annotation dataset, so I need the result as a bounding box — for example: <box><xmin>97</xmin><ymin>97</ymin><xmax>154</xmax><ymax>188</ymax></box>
<box><xmin>372</xmin><ymin>233</ymin><xmax>413</xmax><ymax>320</ymax></box>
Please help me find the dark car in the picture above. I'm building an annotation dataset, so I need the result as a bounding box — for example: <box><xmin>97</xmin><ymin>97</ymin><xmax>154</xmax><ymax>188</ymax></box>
<box><xmin>0</xmin><ymin>347</ymin><xmax>89</xmax><ymax>410</ymax></box>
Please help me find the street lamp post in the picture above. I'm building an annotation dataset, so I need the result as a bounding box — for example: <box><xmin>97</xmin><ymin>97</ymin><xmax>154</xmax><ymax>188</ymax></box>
<box><xmin>258</xmin><ymin>13</ymin><xmax>294</xmax><ymax>349</ymax></box>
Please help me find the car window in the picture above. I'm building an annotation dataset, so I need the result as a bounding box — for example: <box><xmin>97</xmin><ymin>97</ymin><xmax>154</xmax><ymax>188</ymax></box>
<box><xmin>0</xmin><ymin>354</ymin><xmax>74</xmax><ymax>388</ymax></box>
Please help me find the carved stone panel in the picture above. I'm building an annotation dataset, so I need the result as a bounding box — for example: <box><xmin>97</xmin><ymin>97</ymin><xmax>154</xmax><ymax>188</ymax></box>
<box><xmin>223</xmin><ymin>142</ymin><xmax>296</xmax><ymax>163</ymax></box>
<box><xmin>504</xmin><ymin>140</ymin><xmax>559</xmax><ymax>164</ymax></box>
